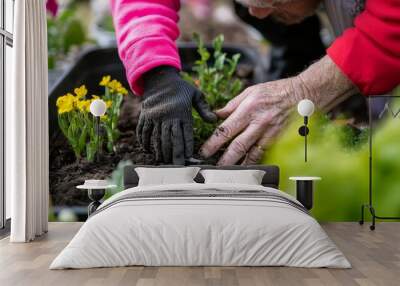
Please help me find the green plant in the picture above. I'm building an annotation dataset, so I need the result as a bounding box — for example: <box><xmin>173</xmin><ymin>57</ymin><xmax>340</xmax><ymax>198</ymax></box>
<box><xmin>47</xmin><ymin>6</ymin><xmax>89</xmax><ymax>69</ymax></box>
<box><xmin>56</xmin><ymin>77</ymin><xmax>129</xmax><ymax>161</ymax></box>
<box><xmin>182</xmin><ymin>33</ymin><xmax>244</xmax><ymax>142</ymax></box>
<box><xmin>56</xmin><ymin>88</ymin><xmax>90</xmax><ymax>159</ymax></box>
<box><xmin>100</xmin><ymin>76</ymin><xmax>128</xmax><ymax>152</ymax></box>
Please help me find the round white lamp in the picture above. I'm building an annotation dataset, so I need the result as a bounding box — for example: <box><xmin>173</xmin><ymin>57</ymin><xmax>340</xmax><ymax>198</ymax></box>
<box><xmin>90</xmin><ymin>99</ymin><xmax>107</xmax><ymax>117</ymax></box>
<box><xmin>297</xmin><ymin>99</ymin><xmax>315</xmax><ymax>162</ymax></box>
<box><xmin>297</xmin><ymin>99</ymin><xmax>315</xmax><ymax>117</ymax></box>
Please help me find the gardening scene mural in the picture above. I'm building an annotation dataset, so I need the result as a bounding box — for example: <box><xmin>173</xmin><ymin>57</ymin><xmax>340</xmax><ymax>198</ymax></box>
<box><xmin>48</xmin><ymin>0</ymin><xmax>400</xmax><ymax>222</ymax></box>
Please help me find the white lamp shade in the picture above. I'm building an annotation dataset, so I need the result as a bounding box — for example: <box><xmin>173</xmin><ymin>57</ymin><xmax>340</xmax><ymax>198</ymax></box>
<box><xmin>90</xmin><ymin>99</ymin><xmax>107</xmax><ymax>117</ymax></box>
<box><xmin>297</xmin><ymin>99</ymin><xmax>315</xmax><ymax>117</ymax></box>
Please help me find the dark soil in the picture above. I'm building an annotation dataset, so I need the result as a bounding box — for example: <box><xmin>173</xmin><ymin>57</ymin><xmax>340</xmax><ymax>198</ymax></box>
<box><xmin>49</xmin><ymin>94</ymin><xmax>221</xmax><ymax>207</ymax></box>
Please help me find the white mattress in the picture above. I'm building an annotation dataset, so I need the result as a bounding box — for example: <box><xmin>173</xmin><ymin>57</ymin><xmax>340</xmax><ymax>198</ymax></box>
<box><xmin>50</xmin><ymin>183</ymin><xmax>350</xmax><ymax>269</ymax></box>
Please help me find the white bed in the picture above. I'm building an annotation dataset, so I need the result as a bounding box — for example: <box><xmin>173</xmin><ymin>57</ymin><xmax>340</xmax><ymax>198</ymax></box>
<box><xmin>50</xmin><ymin>182</ymin><xmax>350</xmax><ymax>269</ymax></box>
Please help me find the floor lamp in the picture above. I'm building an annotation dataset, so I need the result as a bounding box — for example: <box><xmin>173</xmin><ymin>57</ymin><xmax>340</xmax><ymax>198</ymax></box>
<box><xmin>90</xmin><ymin>99</ymin><xmax>107</xmax><ymax>162</ymax></box>
<box><xmin>297</xmin><ymin>99</ymin><xmax>315</xmax><ymax>162</ymax></box>
<box><xmin>359</xmin><ymin>96</ymin><xmax>400</xmax><ymax>230</ymax></box>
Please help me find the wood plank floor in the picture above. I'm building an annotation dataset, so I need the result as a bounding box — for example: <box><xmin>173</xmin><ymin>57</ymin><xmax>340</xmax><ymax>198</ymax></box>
<box><xmin>0</xmin><ymin>222</ymin><xmax>399</xmax><ymax>286</ymax></box>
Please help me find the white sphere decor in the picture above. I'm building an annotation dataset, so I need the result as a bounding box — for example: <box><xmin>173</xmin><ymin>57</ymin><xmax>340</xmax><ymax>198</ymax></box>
<box><xmin>90</xmin><ymin>99</ymin><xmax>107</xmax><ymax>117</ymax></box>
<box><xmin>297</xmin><ymin>99</ymin><xmax>315</xmax><ymax>117</ymax></box>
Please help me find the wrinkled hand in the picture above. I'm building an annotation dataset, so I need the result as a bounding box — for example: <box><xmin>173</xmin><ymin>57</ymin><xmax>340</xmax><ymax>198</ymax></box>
<box><xmin>199</xmin><ymin>56</ymin><xmax>358</xmax><ymax>166</ymax></box>
<box><xmin>199</xmin><ymin>78</ymin><xmax>297</xmax><ymax>165</ymax></box>
<box><xmin>138</xmin><ymin>66</ymin><xmax>217</xmax><ymax>164</ymax></box>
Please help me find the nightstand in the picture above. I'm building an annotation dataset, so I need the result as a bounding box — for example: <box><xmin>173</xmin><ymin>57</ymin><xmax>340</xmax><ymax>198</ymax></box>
<box><xmin>289</xmin><ymin>177</ymin><xmax>321</xmax><ymax>210</ymax></box>
<box><xmin>77</xmin><ymin>180</ymin><xmax>116</xmax><ymax>216</ymax></box>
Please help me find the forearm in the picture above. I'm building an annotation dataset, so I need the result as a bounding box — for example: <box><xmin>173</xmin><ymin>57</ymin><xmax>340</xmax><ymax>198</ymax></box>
<box><xmin>289</xmin><ymin>55</ymin><xmax>359</xmax><ymax>111</ymax></box>
<box><xmin>110</xmin><ymin>0</ymin><xmax>181</xmax><ymax>95</ymax></box>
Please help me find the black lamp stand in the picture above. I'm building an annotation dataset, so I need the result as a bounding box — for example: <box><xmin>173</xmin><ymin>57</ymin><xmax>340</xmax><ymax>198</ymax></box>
<box><xmin>298</xmin><ymin>116</ymin><xmax>309</xmax><ymax>162</ymax></box>
<box><xmin>93</xmin><ymin>116</ymin><xmax>102</xmax><ymax>162</ymax></box>
<box><xmin>296</xmin><ymin>180</ymin><xmax>314</xmax><ymax>210</ymax></box>
<box><xmin>359</xmin><ymin>96</ymin><xmax>400</xmax><ymax>230</ymax></box>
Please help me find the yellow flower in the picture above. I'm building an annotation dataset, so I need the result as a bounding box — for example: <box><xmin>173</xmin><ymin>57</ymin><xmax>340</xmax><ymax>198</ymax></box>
<box><xmin>102</xmin><ymin>77</ymin><xmax>129</xmax><ymax>95</ymax></box>
<box><xmin>100</xmin><ymin>75</ymin><xmax>111</xmax><ymax>86</ymax></box>
<box><xmin>56</xmin><ymin>93</ymin><xmax>76</xmax><ymax>114</ymax></box>
<box><xmin>74</xmin><ymin>85</ymin><xmax>88</xmax><ymax>99</ymax></box>
<box><xmin>92</xmin><ymin>95</ymin><xmax>100</xmax><ymax>100</ymax></box>
<box><xmin>100</xmin><ymin>115</ymin><xmax>109</xmax><ymax>121</ymax></box>
<box><xmin>85</xmin><ymin>103</ymin><xmax>92</xmax><ymax>113</ymax></box>
<box><xmin>105</xmin><ymin>100</ymin><xmax>112</xmax><ymax>109</ymax></box>
<box><xmin>76</xmin><ymin>100</ymin><xmax>91</xmax><ymax>113</ymax></box>
<box><xmin>56</xmin><ymin>96</ymin><xmax>64</xmax><ymax>108</ymax></box>
<box><xmin>108</xmin><ymin>79</ymin><xmax>123</xmax><ymax>93</ymax></box>
<box><xmin>117</xmin><ymin>86</ymin><xmax>128</xmax><ymax>95</ymax></box>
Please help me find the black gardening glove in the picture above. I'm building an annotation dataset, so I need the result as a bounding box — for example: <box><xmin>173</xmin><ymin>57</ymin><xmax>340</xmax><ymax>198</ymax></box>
<box><xmin>137</xmin><ymin>66</ymin><xmax>217</xmax><ymax>164</ymax></box>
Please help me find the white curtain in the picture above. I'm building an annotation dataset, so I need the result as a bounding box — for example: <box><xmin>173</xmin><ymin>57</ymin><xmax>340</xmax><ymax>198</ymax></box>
<box><xmin>7</xmin><ymin>0</ymin><xmax>49</xmax><ymax>242</ymax></box>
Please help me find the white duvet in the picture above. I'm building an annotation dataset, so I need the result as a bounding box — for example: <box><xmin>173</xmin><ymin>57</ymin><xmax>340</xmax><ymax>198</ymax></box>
<box><xmin>50</xmin><ymin>183</ymin><xmax>350</xmax><ymax>269</ymax></box>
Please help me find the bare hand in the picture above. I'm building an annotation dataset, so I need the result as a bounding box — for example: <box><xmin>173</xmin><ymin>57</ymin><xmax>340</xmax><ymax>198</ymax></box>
<box><xmin>199</xmin><ymin>78</ymin><xmax>298</xmax><ymax>165</ymax></box>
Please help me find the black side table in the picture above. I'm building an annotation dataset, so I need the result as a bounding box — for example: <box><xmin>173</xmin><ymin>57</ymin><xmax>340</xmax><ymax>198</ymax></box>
<box><xmin>77</xmin><ymin>180</ymin><xmax>116</xmax><ymax>216</ymax></box>
<box><xmin>289</xmin><ymin>177</ymin><xmax>321</xmax><ymax>210</ymax></box>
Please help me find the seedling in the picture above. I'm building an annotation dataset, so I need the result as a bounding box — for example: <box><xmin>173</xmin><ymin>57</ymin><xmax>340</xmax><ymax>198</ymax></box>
<box><xmin>182</xmin><ymin>33</ymin><xmax>244</xmax><ymax>142</ymax></box>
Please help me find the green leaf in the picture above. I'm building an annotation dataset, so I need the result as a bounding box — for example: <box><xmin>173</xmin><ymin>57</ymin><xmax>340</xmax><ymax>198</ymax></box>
<box><xmin>78</xmin><ymin>125</ymin><xmax>88</xmax><ymax>154</ymax></box>
<box><xmin>86</xmin><ymin>142</ymin><xmax>97</xmax><ymax>162</ymax></box>
<box><xmin>232</xmin><ymin>53</ymin><xmax>241</xmax><ymax>64</ymax></box>
<box><xmin>212</xmin><ymin>34</ymin><xmax>224</xmax><ymax>55</ymax></box>
<box><xmin>62</xmin><ymin>19</ymin><xmax>86</xmax><ymax>54</ymax></box>
<box><xmin>199</xmin><ymin>48</ymin><xmax>210</xmax><ymax>62</ymax></box>
<box><xmin>214</xmin><ymin>53</ymin><xmax>226</xmax><ymax>70</ymax></box>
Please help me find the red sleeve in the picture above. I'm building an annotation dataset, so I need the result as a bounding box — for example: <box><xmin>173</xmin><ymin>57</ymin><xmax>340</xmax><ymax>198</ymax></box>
<box><xmin>110</xmin><ymin>0</ymin><xmax>182</xmax><ymax>95</ymax></box>
<box><xmin>327</xmin><ymin>0</ymin><xmax>400</xmax><ymax>95</ymax></box>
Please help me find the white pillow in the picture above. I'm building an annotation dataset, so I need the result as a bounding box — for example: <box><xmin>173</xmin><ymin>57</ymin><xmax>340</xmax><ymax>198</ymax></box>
<box><xmin>200</xmin><ymin>169</ymin><xmax>265</xmax><ymax>185</ymax></box>
<box><xmin>135</xmin><ymin>167</ymin><xmax>201</xmax><ymax>186</ymax></box>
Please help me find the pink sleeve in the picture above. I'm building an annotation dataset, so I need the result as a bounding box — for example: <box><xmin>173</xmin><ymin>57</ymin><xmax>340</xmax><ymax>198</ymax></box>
<box><xmin>327</xmin><ymin>0</ymin><xmax>400</xmax><ymax>95</ymax></box>
<box><xmin>110</xmin><ymin>0</ymin><xmax>182</xmax><ymax>95</ymax></box>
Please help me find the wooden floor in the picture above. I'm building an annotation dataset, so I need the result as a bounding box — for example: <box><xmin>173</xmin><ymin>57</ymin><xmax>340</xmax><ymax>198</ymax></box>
<box><xmin>0</xmin><ymin>222</ymin><xmax>399</xmax><ymax>286</ymax></box>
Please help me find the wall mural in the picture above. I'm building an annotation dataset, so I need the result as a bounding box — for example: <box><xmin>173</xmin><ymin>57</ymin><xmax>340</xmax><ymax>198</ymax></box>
<box><xmin>46</xmin><ymin>0</ymin><xmax>400</xmax><ymax>223</ymax></box>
